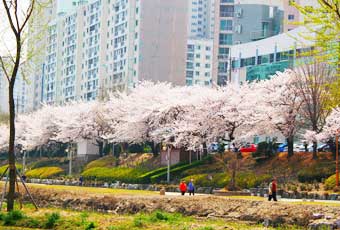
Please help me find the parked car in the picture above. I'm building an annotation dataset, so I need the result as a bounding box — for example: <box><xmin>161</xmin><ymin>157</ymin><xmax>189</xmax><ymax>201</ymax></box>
<box><xmin>240</xmin><ymin>144</ymin><xmax>257</xmax><ymax>153</ymax></box>
<box><xmin>277</xmin><ymin>143</ymin><xmax>287</xmax><ymax>152</ymax></box>
<box><xmin>318</xmin><ymin>143</ymin><xmax>331</xmax><ymax>152</ymax></box>
<box><xmin>208</xmin><ymin>142</ymin><xmax>219</xmax><ymax>152</ymax></box>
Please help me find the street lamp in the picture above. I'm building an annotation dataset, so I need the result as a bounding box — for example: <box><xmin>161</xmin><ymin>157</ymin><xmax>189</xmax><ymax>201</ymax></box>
<box><xmin>162</xmin><ymin>144</ymin><xmax>171</xmax><ymax>183</ymax></box>
<box><xmin>66</xmin><ymin>144</ymin><xmax>73</xmax><ymax>176</ymax></box>
<box><xmin>22</xmin><ymin>148</ymin><xmax>26</xmax><ymax>174</ymax></box>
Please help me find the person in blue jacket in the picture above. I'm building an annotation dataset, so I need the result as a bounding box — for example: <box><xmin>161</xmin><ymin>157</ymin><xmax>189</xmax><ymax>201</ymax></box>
<box><xmin>188</xmin><ymin>179</ymin><xmax>195</xmax><ymax>196</ymax></box>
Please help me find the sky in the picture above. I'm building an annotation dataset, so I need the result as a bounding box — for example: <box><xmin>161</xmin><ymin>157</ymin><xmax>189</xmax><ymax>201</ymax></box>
<box><xmin>0</xmin><ymin>1</ymin><xmax>30</xmax><ymax>54</ymax></box>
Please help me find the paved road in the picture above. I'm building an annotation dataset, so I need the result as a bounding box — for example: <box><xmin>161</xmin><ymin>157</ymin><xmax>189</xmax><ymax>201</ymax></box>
<box><xmin>165</xmin><ymin>192</ymin><xmax>340</xmax><ymax>204</ymax></box>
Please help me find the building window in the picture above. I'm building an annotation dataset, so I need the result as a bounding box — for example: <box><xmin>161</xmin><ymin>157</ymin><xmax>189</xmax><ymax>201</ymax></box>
<box><xmin>220</xmin><ymin>5</ymin><xmax>234</xmax><ymax>17</ymax></box>
<box><xmin>288</xmin><ymin>14</ymin><xmax>295</xmax><ymax>20</ymax></box>
<box><xmin>219</xmin><ymin>33</ymin><xmax>232</xmax><ymax>45</ymax></box>
<box><xmin>220</xmin><ymin>19</ymin><xmax>233</xmax><ymax>31</ymax></box>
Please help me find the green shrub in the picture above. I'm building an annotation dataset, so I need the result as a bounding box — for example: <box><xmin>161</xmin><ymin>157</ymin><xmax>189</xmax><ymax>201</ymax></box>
<box><xmin>0</xmin><ymin>164</ymin><xmax>22</xmax><ymax>175</ymax></box>
<box><xmin>82</xmin><ymin>167</ymin><xmax>146</xmax><ymax>183</ymax></box>
<box><xmin>44</xmin><ymin>212</ymin><xmax>60</xmax><ymax>228</ymax></box>
<box><xmin>253</xmin><ymin>141</ymin><xmax>277</xmax><ymax>158</ymax></box>
<box><xmin>298</xmin><ymin>165</ymin><xmax>335</xmax><ymax>183</ymax></box>
<box><xmin>236</xmin><ymin>173</ymin><xmax>271</xmax><ymax>189</ymax></box>
<box><xmin>324</xmin><ymin>174</ymin><xmax>336</xmax><ymax>190</ymax></box>
<box><xmin>85</xmin><ymin>222</ymin><xmax>96</xmax><ymax>230</ymax></box>
<box><xmin>182</xmin><ymin>173</ymin><xmax>230</xmax><ymax>188</ymax></box>
<box><xmin>133</xmin><ymin>217</ymin><xmax>144</xmax><ymax>227</ymax></box>
<box><xmin>26</xmin><ymin>166</ymin><xmax>64</xmax><ymax>179</ymax></box>
<box><xmin>3</xmin><ymin>210</ymin><xmax>25</xmax><ymax>226</ymax></box>
<box><xmin>20</xmin><ymin>217</ymin><xmax>41</xmax><ymax>228</ymax></box>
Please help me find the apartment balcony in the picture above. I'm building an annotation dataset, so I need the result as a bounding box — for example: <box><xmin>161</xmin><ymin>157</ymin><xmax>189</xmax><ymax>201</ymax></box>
<box><xmin>250</xmin><ymin>30</ymin><xmax>271</xmax><ymax>41</ymax></box>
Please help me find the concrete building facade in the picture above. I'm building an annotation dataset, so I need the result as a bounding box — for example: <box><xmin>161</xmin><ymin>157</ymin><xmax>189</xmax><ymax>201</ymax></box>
<box><xmin>212</xmin><ymin>0</ymin><xmax>284</xmax><ymax>86</ymax></box>
<box><xmin>186</xmin><ymin>39</ymin><xmax>213</xmax><ymax>86</ymax></box>
<box><xmin>186</xmin><ymin>0</ymin><xmax>215</xmax><ymax>86</ymax></box>
<box><xmin>37</xmin><ymin>0</ymin><xmax>188</xmax><ymax>106</ymax></box>
<box><xmin>229</xmin><ymin>26</ymin><xmax>314</xmax><ymax>83</ymax></box>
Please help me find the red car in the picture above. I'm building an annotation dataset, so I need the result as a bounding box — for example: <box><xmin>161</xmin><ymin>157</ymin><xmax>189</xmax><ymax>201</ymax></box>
<box><xmin>240</xmin><ymin>144</ymin><xmax>257</xmax><ymax>153</ymax></box>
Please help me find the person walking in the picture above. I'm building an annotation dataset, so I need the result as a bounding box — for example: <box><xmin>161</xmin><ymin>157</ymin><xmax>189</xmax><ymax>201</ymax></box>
<box><xmin>268</xmin><ymin>178</ymin><xmax>277</xmax><ymax>201</ymax></box>
<box><xmin>79</xmin><ymin>176</ymin><xmax>84</xmax><ymax>186</ymax></box>
<box><xmin>188</xmin><ymin>179</ymin><xmax>195</xmax><ymax>196</ymax></box>
<box><xmin>179</xmin><ymin>181</ymin><xmax>187</xmax><ymax>196</ymax></box>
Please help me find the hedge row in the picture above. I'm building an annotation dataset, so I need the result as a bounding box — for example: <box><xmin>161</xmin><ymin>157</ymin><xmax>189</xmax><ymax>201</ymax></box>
<box><xmin>0</xmin><ymin>164</ymin><xmax>22</xmax><ymax>176</ymax></box>
<box><xmin>324</xmin><ymin>174</ymin><xmax>336</xmax><ymax>190</ymax></box>
<box><xmin>297</xmin><ymin>164</ymin><xmax>335</xmax><ymax>183</ymax></box>
<box><xmin>25</xmin><ymin>166</ymin><xmax>64</xmax><ymax>179</ymax></box>
<box><xmin>182</xmin><ymin>172</ymin><xmax>271</xmax><ymax>189</ymax></box>
<box><xmin>81</xmin><ymin>167</ymin><xmax>146</xmax><ymax>183</ymax></box>
<box><xmin>84</xmin><ymin>155</ymin><xmax>117</xmax><ymax>170</ymax></box>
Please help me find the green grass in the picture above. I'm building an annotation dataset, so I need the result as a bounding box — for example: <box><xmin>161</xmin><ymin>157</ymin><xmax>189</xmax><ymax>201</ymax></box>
<box><xmin>0</xmin><ymin>206</ymin><xmax>302</xmax><ymax>230</ymax></box>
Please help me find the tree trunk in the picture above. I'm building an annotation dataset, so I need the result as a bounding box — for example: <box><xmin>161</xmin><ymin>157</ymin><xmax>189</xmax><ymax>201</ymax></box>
<box><xmin>202</xmin><ymin>142</ymin><xmax>208</xmax><ymax>156</ymax></box>
<box><xmin>97</xmin><ymin>140</ymin><xmax>104</xmax><ymax>157</ymax></box>
<box><xmin>150</xmin><ymin>142</ymin><xmax>159</xmax><ymax>156</ymax></box>
<box><xmin>7</xmin><ymin>81</ymin><xmax>16</xmax><ymax>212</ymax></box>
<box><xmin>230</xmin><ymin>169</ymin><xmax>236</xmax><ymax>190</ymax></box>
<box><xmin>312</xmin><ymin>141</ymin><xmax>318</xmax><ymax>159</ymax></box>
<box><xmin>287</xmin><ymin>136</ymin><xmax>294</xmax><ymax>157</ymax></box>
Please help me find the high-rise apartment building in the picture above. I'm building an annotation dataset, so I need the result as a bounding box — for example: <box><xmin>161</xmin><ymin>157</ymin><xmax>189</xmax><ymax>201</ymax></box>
<box><xmin>0</xmin><ymin>68</ymin><xmax>29</xmax><ymax>114</ymax></box>
<box><xmin>186</xmin><ymin>0</ymin><xmax>215</xmax><ymax>86</ymax></box>
<box><xmin>212</xmin><ymin>0</ymin><xmax>284</xmax><ymax>85</ymax></box>
<box><xmin>34</xmin><ymin>0</ymin><xmax>188</xmax><ymax>106</ymax></box>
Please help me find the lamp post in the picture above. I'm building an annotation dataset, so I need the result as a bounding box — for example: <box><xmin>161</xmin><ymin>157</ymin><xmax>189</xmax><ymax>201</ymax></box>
<box><xmin>66</xmin><ymin>144</ymin><xmax>72</xmax><ymax>176</ymax></box>
<box><xmin>162</xmin><ymin>144</ymin><xmax>171</xmax><ymax>183</ymax></box>
<box><xmin>336</xmin><ymin>131</ymin><xmax>339</xmax><ymax>187</ymax></box>
<box><xmin>22</xmin><ymin>149</ymin><xmax>26</xmax><ymax>174</ymax></box>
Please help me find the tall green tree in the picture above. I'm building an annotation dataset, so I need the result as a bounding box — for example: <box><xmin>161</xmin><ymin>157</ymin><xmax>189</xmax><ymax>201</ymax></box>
<box><xmin>293</xmin><ymin>0</ymin><xmax>340</xmax><ymax>107</ymax></box>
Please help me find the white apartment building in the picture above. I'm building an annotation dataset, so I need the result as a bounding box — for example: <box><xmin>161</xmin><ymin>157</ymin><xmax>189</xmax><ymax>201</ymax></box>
<box><xmin>186</xmin><ymin>39</ymin><xmax>213</xmax><ymax>86</ymax></box>
<box><xmin>188</xmin><ymin>0</ymin><xmax>215</xmax><ymax>39</ymax></box>
<box><xmin>38</xmin><ymin>0</ymin><xmax>188</xmax><ymax>106</ymax></box>
<box><xmin>186</xmin><ymin>0</ymin><xmax>215</xmax><ymax>86</ymax></box>
<box><xmin>0</xmin><ymin>69</ymin><xmax>29</xmax><ymax>114</ymax></box>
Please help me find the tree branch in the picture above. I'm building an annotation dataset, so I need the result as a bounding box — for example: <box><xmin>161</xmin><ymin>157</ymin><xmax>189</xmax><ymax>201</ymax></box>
<box><xmin>2</xmin><ymin>0</ymin><xmax>19</xmax><ymax>37</ymax></box>
<box><xmin>0</xmin><ymin>56</ymin><xmax>10</xmax><ymax>82</ymax></box>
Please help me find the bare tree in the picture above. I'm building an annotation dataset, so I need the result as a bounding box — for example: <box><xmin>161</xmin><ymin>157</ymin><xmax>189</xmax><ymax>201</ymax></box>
<box><xmin>0</xmin><ymin>0</ymin><xmax>35</xmax><ymax>211</ymax></box>
<box><xmin>214</xmin><ymin>150</ymin><xmax>244</xmax><ymax>191</ymax></box>
<box><xmin>294</xmin><ymin>58</ymin><xmax>336</xmax><ymax>159</ymax></box>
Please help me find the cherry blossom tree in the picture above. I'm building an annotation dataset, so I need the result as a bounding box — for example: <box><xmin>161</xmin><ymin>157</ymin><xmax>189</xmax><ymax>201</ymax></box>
<box><xmin>253</xmin><ymin>70</ymin><xmax>304</xmax><ymax>157</ymax></box>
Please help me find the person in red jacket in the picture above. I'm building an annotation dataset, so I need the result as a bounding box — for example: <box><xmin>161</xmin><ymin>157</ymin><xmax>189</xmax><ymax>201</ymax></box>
<box><xmin>268</xmin><ymin>178</ymin><xmax>278</xmax><ymax>201</ymax></box>
<box><xmin>179</xmin><ymin>181</ymin><xmax>187</xmax><ymax>196</ymax></box>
